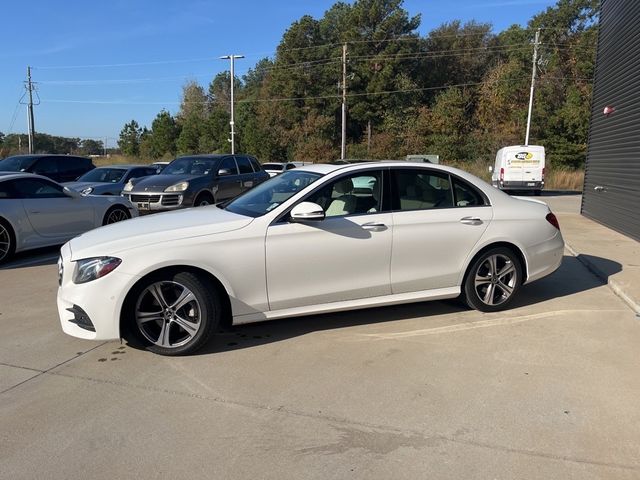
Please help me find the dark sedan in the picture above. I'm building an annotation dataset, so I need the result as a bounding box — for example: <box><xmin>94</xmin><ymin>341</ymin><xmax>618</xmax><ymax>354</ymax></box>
<box><xmin>122</xmin><ymin>154</ymin><xmax>269</xmax><ymax>213</ymax></box>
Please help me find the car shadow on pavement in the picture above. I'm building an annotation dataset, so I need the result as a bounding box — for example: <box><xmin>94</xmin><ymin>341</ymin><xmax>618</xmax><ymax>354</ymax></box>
<box><xmin>179</xmin><ymin>254</ymin><xmax>620</xmax><ymax>356</ymax></box>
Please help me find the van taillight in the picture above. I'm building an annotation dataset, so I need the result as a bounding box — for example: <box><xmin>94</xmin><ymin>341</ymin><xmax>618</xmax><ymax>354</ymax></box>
<box><xmin>542</xmin><ymin>167</ymin><xmax>545</xmax><ymax>180</ymax></box>
<box><xmin>546</xmin><ymin>212</ymin><xmax>560</xmax><ymax>230</ymax></box>
<box><xmin>499</xmin><ymin>168</ymin><xmax>504</xmax><ymax>181</ymax></box>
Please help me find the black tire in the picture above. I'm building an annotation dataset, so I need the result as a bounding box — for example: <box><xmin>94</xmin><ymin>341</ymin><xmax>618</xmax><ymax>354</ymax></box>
<box><xmin>194</xmin><ymin>193</ymin><xmax>214</xmax><ymax>207</ymax></box>
<box><xmin>127</xmin><ymin>271</ymin><xmax>220</xmax><ymax>355</ymax></box>
<box><xmin>0</xmin><ymin>218</ymin><xmax>16</xmax><ymax>265</ymax></box>
<box><xmin>462</xmin><ymin>247</ymin><xmax>523</xmax><ymax>312</ymax></box>
<box><xmin>103</xmin><ymin>206</ymin><xmax>131</xmax><ymax>225</ymax></box>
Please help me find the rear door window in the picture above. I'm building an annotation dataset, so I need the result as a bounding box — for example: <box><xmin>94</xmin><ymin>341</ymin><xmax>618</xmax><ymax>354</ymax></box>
<box><xmin>392</xmin><ymin>169</ymin><xmax>453</xmax><ymax>211</ymax></box>
<box><xmin>248</xmin><ymin>157</ymin><xmax>261</xmax><ymax>172</ymax></box>
<box><xmin>235</xmin><ymin>156</ymin><xmax>254</xmax><ymax>174</ymax></box>
<box><xmin>452</xmin><ymin>178</ymin><xmax>487</xmax><ymax>207</ymax></box>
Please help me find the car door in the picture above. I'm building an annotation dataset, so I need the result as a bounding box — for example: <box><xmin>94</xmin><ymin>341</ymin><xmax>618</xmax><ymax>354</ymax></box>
<box><xmin>214</xmin><ymin>157</ymin><xmax>242</xmax><ymax>201</ymax></box>
<box><xmin>265</xmin><ymin>169</ymin><xmax>392</xmax><ymax>311</ymax></box>
<box><xmin>234</xmin><ymin>156</ymin><xmax>257</xmax><ymax>192</ymax></box>
<box><xmin>390</xmin><ymin>168</ymin><xmax>493</xmax><ymax>293</ymax></box>
<box><xmin>13</xmin><ymin>178</ymin><xmax>96</xmax><ymax>237</ymax></box>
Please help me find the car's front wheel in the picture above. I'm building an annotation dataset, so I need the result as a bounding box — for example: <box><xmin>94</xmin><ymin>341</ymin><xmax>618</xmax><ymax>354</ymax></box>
<box><xmin>463</xmin><ymin>247</ymin><xmax>522</xmax><ymax>312</ymax></box>
<box><xmin>130</xmin><ymin>272</ymin><xmax>220</xmax><ymax>355</ymax></box>
<box><xmin>194</xmin><ymin>193</ymin><xmax>214</xmax><ymax>207</ymax></box>
<box><xmin>0</xmin><ymin>219</ymin><xmax>16</xmax><ymax>265</ymax></box>
<box><xmin>103</xmin><ymin>206</ymin><xmax>131</xmax><ymax>225</ymax></box>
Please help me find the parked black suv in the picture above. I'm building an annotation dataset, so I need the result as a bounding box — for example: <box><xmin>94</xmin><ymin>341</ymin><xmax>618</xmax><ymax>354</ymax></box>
<box><xmin>0</xmin><ymin>154</ymin><xmax>95</xmax><ymax>182</ymax></box>
<box><xmin>122</xmin><ymin>154</ymin><xmax>269</xmax><ymax>213</ymax></box>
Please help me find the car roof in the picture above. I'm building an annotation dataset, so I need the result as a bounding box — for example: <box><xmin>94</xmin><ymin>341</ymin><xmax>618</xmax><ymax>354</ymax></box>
<box><xmin>2</xmin><ymin>154</ymin><xmax>90</xmax><ymax>159</ymax></box>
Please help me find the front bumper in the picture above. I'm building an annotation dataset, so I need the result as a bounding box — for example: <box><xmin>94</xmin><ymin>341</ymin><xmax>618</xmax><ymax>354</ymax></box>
<box><xmin>57</xmin><ymin>243</ymin><xmax>139</xmax><ymax>341</ymax></box>
<box><xmin>123</xmin><ymin>192</ymin><xmax>191</xmax><ymax>213</ymax></box>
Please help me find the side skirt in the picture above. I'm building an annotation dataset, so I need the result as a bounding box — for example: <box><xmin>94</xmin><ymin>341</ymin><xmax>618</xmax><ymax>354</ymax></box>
<box><xmin>232</xmin><ymin>286</ymin><xmax>461</xmax><ymax>325</ymax></box>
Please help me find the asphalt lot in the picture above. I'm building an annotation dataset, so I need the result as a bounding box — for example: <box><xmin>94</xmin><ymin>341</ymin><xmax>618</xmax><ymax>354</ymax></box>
<box><xmin>1</xmin><ymin>194</ymin><xmax>639</xmax><ymax>479</ymax></box>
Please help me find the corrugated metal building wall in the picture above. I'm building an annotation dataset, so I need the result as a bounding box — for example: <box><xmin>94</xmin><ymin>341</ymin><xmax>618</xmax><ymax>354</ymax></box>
<box><xmin>582</xmin><ymin>0</ymin><xmax>640</xmax><ymax>241</ymax></box>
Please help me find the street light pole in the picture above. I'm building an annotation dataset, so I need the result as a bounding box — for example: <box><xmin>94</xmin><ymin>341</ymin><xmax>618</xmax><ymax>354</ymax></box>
<box><xmin>220</xmin><ymin>54</ymin><xmax>244</xmax><ymax>154</ymax></box>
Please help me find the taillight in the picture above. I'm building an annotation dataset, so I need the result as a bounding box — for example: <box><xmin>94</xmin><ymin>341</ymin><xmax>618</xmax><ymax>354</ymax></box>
<box><xmin>546</xmin><ymin>212</ymin><xmax>560</xmax><ymax>230</ymax></box>
<box><xmin>499</xmin><ymin>167</ymin><xmax>504</xmax><ymax>181</ymax></box>
<box><xmin>542</xmin><ymin>167</ymin><xmax>545</xmax><ymax>180</ymax></box>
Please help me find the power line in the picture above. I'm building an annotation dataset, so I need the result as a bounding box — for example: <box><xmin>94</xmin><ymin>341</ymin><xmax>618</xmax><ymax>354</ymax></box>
<box><xmin>39</xmin><ymin>75</ymin><xmax>590</xmax><ymax>107</ymax></box>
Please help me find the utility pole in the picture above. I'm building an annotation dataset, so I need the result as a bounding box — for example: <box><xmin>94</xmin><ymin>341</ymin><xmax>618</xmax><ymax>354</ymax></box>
<box><xmin>524</xmin><ymin>29</ymin><xmax>541</xmax><ymax>146</ymax></box>
<box><xmin>104</xmin><ymin>137</ymin><xmax>108</xmax><ymax>156</ymax></box>
<box><xmin>340</xmin><ymin>43</ymin><xmax>347</xmax><ymax>160</ymax></box>
<box><xmin>26</xmin><ymin>66</ymin><xmax>36</xmax><ymax>154</ymax></box>
<box><xmin>219</xmin><ymin>54</ymin><xmax>244</xmax><ymax>154</ymax></box>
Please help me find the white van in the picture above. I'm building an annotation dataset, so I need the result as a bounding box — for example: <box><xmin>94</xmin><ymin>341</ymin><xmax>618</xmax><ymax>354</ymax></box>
<box><xmin>491</xmin><ymin>145</ymin><xmax>545</xmax><ymax>195</ymax></box>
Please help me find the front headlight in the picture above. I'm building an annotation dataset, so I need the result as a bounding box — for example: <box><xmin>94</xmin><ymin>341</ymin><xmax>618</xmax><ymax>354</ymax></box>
<box><xmin>73</xmin><ymin>257</ymin><xmax>122</xmax><ymax>284</ymax></box>
<box><xmin>165</xmin><ymin>181</ymin><xmax>189</xmax><ymax>192</ymax></box>
<box><xmin>123</xmin><ymin>180</ymin><xmax>134</xmax><ymax>192</ymax></box>
<box><xmin>80</xmin><ymin>187</ymin><xmax>93</xmax><ymax>195</ymax></box>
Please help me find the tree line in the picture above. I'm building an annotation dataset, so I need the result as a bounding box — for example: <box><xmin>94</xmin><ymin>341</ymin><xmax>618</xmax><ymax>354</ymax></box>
<box><xmin>0</xmin><ymin>132</ymin><xmax>107</xmax><ymax>157</ymax></box>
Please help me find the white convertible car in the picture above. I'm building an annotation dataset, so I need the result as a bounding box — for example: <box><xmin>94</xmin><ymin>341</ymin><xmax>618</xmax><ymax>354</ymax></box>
<box><xmin>57</xmin><ymin>162</ymin><xmax>564</xmax><ymax>355</ymax></box>
<box><xmin>0</xmin><ymin>173</ymin><xmax>137</xmax><ymax>264</ymax></box>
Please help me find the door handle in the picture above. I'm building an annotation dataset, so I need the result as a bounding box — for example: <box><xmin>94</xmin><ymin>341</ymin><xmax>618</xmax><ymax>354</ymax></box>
<box><xmin>460</xmin><ymin>216</ymin><xmax>483</xmax><ymax>226</ymax></box>
<box><xmin>29</xmin><ymin>210</ymin><xmax>40</xmax><ymax>214</ymax></box>
<box><xmin>594</xmin><ymin>185</ymin><xmax>605</xmax><ymax>192</ymax></box>
<box><xmin>361</xmin><ymin>222</ymin><xmax>387</xmax><ymax>231</ymax></box>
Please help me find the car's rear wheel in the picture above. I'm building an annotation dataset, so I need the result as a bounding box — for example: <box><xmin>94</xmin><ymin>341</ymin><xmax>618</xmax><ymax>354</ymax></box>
<box><xmin>131</xmin><ymin>272</ymin><xmax>220</xmax><ymax>355</ymax></box>
<box><xmin>0</xmin><ymin>219</ymin><xmax>16</xmax><ymax>265</ymax></box>
<box><xmin>463</xmin><ymin>247</ymin><xmax>522</xmax><ymax>312</ymax></box>
<box><xmin>103</xmin><ymin>206</ymin><xmax>130</xmax><ymax>225</ymax></box>
<box><xmin>194</xmin><ymin>193</ymin><xmax>214</xmax><ymax>207</ymax></box>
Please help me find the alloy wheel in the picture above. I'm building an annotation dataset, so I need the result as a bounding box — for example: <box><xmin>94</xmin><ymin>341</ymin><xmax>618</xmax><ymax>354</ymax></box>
<box><xmin>106</xmin><ymin>208</ymin><xmax>129</xmax><ymax>224</ymax></box>
<box><xmin>473</xmin><ymin>254</ymin><xmax>518</xmax><ymax>306</ymax></box>
<box><xmin>135</xmin><ymin>281</ymin><xmax>202</xmax><ymax>348</ymax></box>
<box><xmin>0</xmin><ymin>223</ymin><xmax>10</xmax><ymax>262</ymax></box>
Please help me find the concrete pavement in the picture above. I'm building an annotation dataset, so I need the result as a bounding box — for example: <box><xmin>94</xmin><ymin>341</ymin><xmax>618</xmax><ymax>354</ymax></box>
<box><xmin>542</xmin><ymin>193</ymin><xmax>640</xmax><ymax>314</ymax></box>
<box><xmin>1</xmin><ymin>194</ymin><xmax>640</xmax><ymax>479</ymax></box>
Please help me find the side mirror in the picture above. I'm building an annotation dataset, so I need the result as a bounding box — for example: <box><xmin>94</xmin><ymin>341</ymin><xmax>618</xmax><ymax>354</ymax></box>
<box><xmin>217</xmin><ymin>168</ymin><xmax>231</xmax><ymax>176</ymax></box>
<box><xmin>488</xmin><ymin>165</ymin><xmax>493</xmax><ymax>173</ymax></box>
<box><xmin>63</xmin><ymin>186</ymin><xmax>81</xmax><ymax>199</ymax></box>
<box><xmin>290</xmin><ymin>202</ymin><xmax>325</xmax><ymax>222</ymax></box>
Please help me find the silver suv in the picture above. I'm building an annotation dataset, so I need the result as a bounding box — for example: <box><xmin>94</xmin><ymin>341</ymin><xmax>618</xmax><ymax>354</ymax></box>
<box><xmin>122</xmin><ymin>154</ymin><xmax>268</xmax><ymax>213</ymax></box>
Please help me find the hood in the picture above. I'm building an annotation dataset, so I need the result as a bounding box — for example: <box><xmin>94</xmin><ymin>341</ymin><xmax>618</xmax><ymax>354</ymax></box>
<box><xmin>68</xmin><ymin>206</ymin><xmax>252</xmax><ymax>260</ymax></box>
<box><xmin>129</xmin><ymin>174</ymin><xmax>205</xmax><ymax>191</ymax></box>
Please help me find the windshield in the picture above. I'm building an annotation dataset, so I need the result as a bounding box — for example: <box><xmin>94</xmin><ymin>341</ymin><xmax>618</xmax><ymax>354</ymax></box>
<box><xmin>263</xmin><ymin>163</ymin><xmax>284</xmax><ymax>171</ymax></box>
<box><xmin>77</xmin><ymin>167</ymin><xmax>127</xmax><ymax>183</ymax></box>
<box><xmin>0</xmin><ymin>156</ymin><xmax>38</xmax><ymax>172</ymax></box>
<box><xmin>163</xmin><ymin>157</ymin><xmax>218</xmax><ymax>176</ymax></box>
<box><xmin>225</xmin><ymin>170</ymin><xmax>322</xmax><ymax>218</ymax></box>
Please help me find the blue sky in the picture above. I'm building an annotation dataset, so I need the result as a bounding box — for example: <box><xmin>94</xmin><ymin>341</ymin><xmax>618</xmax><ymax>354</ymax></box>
<box><xmin>0</xmin><ymin>0</ymin><xmax>556</xmax><ymax>146</ymax></box>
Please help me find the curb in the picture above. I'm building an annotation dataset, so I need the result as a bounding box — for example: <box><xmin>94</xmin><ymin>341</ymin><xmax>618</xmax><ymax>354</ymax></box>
<box><xmin>565</xmin><ymin>242</ymin><xmax>640</xmax><ymax>315</ymax></box>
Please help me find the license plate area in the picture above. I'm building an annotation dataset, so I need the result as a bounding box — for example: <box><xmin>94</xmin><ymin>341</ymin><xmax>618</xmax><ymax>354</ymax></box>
<box><xmin>137</xmin><ymin>202</ymin><xmax>150</xmax><ymax>210</ymax></box>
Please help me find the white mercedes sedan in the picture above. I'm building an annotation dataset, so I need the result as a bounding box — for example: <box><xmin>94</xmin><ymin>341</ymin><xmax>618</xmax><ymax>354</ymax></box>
<box><xmin>0</xmin><ymin>173</ymin><xmax>137</xmax><ymax>264</ymax></box>
<box><xmin>57</xmin><ymin>162</ymin><xmax>563</xmax><ymax>355</ymax></box>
